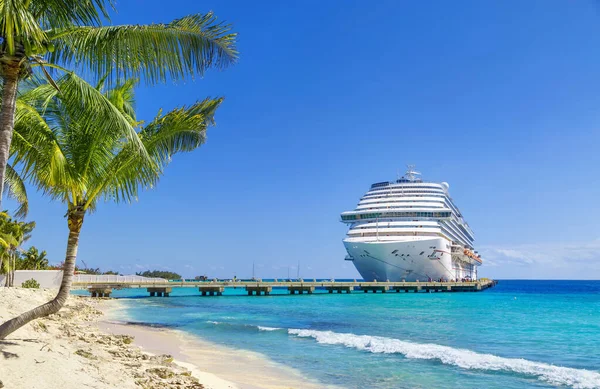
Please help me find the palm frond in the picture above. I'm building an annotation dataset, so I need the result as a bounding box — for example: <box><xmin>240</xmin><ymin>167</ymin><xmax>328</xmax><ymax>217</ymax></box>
<box><xmin>86</xmin><ymin>140</ymin><xmax>157</xmax><ymax>208</ymax></box>
<box><xmin>30</xmin><ymin>0</ymin><xmax>113</xmax><ymax>29</ymax></box>
<box><xmin>85</xmin><ymin>97</ymin><xmax>222</xmax><ymax>208</ymax></box>
<box><xmin>3</xmin><ymin>164</ymin><xmax>28</xmax><ymax>218</ymax></box>
<box><xmin>0</xmin><ymin>0</ymin><xmax>47</xmax><ymax>55</ymax></box>
<box><xmin>105</xmin><ymin>78</ymin><xmax>138</xmax><ymax>125</ymax></box>
<box><xmin>48</xmin><ymin>12</ymin><xmax>238</xmax><ymax>84</ymax></box>
<box><xmin>13</xmin><ymin>74</ymin><xmax>152</xmax><ymax>208</ymax></box>
<box><xmin>0</xmin><ymin>232</ymin><xmax>17</xmax><ymax>249</ymax></box>
<box><xmin>12</xmin><ymin>97</ymin><xmax>70</xmax><ymax>186</ymax></box>
<box><xmin>141</xmin><ymin>97</ymin><xmax>222</xmax><ymax>168</ymax></box>
<box><xmin>51</xmin><ymin>73</ymin><xmax>146</xmax><ymax>170</ymax></box>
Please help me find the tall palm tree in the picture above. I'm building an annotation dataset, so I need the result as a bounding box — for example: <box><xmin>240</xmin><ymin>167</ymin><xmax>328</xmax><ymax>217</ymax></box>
<box><xmin>0</xmin><ymin>2</ymin><xmax>237</xmax><ymax>206</ymax></box>
<box><xmin>0</xmin><ymin>72</ymin><xmax>221</xmax><ymax>339</ymax></box>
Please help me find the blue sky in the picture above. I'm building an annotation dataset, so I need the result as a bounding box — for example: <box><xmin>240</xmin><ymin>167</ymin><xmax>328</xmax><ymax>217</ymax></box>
<box><xmin>9</xmin><ymin>0</ymin><xmax>600</xmax><ymax>279</ymax></box>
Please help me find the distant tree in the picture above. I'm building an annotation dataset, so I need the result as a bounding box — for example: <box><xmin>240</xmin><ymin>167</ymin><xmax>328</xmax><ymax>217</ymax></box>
<box><xmin>74</xmin><ymin>266</ymin><xmax>102</xmax><ymax>275</ymax></box>
<box><xmin>0</xmin><ymin>212</ymin><xmax>35</xmax><ymax>286</ymax></box>
<box><xmin>102</xmin><ymin>270</ymin><xmax>120</xmax><ymax>275</ymax></box>
<box><xmin>136</xmin><ymin>270</ymin><xmax>182</xmax><ymax>280</ymax></box>
<box><xmin>17</xmin><ymin>247</ymin><xmax>49</xmax><ymax>270</ymax></box>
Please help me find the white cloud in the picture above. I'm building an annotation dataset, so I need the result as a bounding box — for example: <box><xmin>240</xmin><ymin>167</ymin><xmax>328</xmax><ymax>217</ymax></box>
<box><xmin>478</xmin><ymin>239</ymin><xmax>600</xmax><ymax>279</ymax></box>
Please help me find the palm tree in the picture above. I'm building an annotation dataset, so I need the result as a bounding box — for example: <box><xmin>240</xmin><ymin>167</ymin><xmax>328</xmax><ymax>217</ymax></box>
<box><xmin>0</xmin><ymin>73</ymin><xmax>221</xmax><ymax>339</ymax></box>
<box><xmin>19</xmin><ymin>247</ymin><xmax>49</xmax><ymax>270</ymax></box>
<box><xmin>0</xmin><ymin>211</ymin><xmax>34</xmax><ymax>286</ymax></box>
<box><xmin>0</xmin><ymin>2</ymin><xmax>237</xmax><ymax>206</ymax></box>
<box><xmin>0</xmin><ymin>213</ymin><xmax>18</xmax><ymax>286</ymax></box>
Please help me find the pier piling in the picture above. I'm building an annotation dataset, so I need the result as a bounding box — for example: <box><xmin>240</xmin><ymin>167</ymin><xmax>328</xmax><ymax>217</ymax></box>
<box><xmin>147</xmin><ymin>287</ymin><xmax>172</xmax><ymax>297</ymax></box>
<box><xmin>246</xmin><ymin>286</ymin><xmax>272</xmax><ymax>296</ymax></box>
<box><xmin>360</xmin><ymin>285</ymin><xmax>390</xmax><ymax>293</ymax></box>
<box><xmin>288</xmin><ymin>285</ymin><xmax>315</xmax><ymax>295</ymax></box>
<box><xmin>199</xmin><ymin>286</ymin><xmax>224</xmax><ymax>296</ymax></box>
<box><xmin>88</xmin><ymin>288</ymin><xmax>112</xmax><ymax>298</ymax></box>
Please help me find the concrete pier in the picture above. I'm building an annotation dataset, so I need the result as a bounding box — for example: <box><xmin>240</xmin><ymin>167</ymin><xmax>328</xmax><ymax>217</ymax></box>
<box><xmin>391</xmin><ymin>285</ymin><xmax>421</xmax><ymax>293</ymax></box>
<box><xmin>147</xmin><ymin>287</ymin><xmax>172</xmax><ymax>297</ymax></box>
<box><xmin>325</xmin><ymin>286</ymin><xmax>353</xmax><ymax>293</ymax></box>
<box><xmin>199</xmin><ymin>286</ymin><xmax>225</xmax><ymax>296</ymax></box>
<box><xmin>288</xmin><ymin>285</ymin><xmax>315</xmax><ymax>294</ymax></box>
<box><xmin>247</xmin><ymin>285</ymin><xmax>272</xmax><ymax>296</ymax></box>
<box><xmin>360</xmin><ymin>285</ymin><xmax>390</xmax><ymax>293</ymax></box>
<box><xmin>89</xmin><ymin>288</ymin><xmax>112</xmax><ymax>298</ymax></box>
<box><xmin>77</xmin><ymin>279</ymin><xmax>498</xmax><ymax>297</ymax></box>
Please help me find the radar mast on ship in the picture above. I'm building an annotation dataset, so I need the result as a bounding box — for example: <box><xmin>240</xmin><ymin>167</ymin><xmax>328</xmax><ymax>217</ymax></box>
<box><xmin>404</xmin><ymin>165</ymin><xmax>421</xmax><ymax>182</ymax></box>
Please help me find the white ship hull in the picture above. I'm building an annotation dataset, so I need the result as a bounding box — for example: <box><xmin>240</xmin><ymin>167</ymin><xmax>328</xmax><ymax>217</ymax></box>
<box><xmin>343</xmin><ymin>237</ymin><xmax>477</xmax><ymax>282</ymax></box>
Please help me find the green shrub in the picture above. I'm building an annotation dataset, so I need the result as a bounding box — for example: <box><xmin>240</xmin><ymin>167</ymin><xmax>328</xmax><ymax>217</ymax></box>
<box><xmin>22</xmin><ymin>279</ymin><xmax>40</xmax><ymax>289</ymax></box>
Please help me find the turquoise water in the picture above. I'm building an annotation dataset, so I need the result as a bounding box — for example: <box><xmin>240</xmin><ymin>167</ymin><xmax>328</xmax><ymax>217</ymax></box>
<box><xmin>97</xmin><ymin>281</ymin><xmax>600</xmax><ymax>389</ymax></box>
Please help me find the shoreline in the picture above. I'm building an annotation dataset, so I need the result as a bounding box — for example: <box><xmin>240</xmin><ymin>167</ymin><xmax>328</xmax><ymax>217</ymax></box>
<box><xmin>99</xmin><ymin>298</ymin><xmax>330</xmax><ymax>389</ymax></box>
<box><xmin>0</xmin><ymin>288</ymin><xmax>330</xmax><ymax>389</ymax></box>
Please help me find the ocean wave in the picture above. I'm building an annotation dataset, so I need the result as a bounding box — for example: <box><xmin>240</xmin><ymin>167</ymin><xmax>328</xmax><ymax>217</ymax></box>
<box><xmin>258</xmin><ymin>326</ymin><xmax>282</xmax><ymax>331</ymax></box>
<box><xmin>206</xmin><ymin>321</ymin><xmax>283</xmax><ymax>333</ymax></box>
<box><xmin>288</xmin><ymin>329</ymin><xmax>600</xmax><ymax>389</ymax></box>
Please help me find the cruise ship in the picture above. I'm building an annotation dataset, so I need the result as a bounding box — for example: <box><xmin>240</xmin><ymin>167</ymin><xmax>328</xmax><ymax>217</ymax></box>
<box><xmin>341</xmin><ymin>166</ymin><xmax>482</xmax><ymax>282</ymax></box>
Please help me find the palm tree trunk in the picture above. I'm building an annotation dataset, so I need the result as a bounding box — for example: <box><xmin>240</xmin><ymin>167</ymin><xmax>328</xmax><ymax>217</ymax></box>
<box><xmin>3</xmin><ymin>255</ymin><xmax>10</xmax><ymax>287</ymax></box>
<box><xmin>0</xmin><ymin>63</ymin><xmax>21</xmax><ymax>209</ymax></box>
<box><xmin>0</xmin><ymin>209</ymin><xmax>85</xmax><ymax>340</ymax></box>
<box><xmin>10</xmin><ymin>252</ymin><xmax>15</xmax><ymax>287</ymax></box>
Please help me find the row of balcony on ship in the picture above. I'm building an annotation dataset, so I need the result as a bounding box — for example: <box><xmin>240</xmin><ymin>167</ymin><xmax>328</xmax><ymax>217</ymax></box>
<box><xmin>342</xmin><ymin>216</ymin><xmax>473</xmax><ymax>244</ymax></box>
<box><xmin>341</xmin><ymin>210</ymin><xmax>452</xmax><ymax>221</ymax></box>
<box><xmin>345</xmin><ymin>217</ymin><xmax>473</xmax><ymax>246</ymax></box>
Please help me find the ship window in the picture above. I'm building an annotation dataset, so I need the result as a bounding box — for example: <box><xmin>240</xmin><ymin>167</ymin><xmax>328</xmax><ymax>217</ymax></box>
<box><xmin>420</xmin><ymin>251</ymin><xmax>425</xmax><ymax>255</ymax></box>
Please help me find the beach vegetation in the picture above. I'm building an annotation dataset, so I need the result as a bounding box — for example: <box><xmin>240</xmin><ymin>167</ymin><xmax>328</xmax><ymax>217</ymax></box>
<box><xmin>74</xmin><ymin>349</ymin><xmax>96</xmax><ymax>360</ymax></box>
<box><xmin>0</xmin><ymin>212</ymin><xmax>35</xmax><ymax>286</ymax></box>
<box><xmin>17</xmin><ymin>247</ymin><xmax>49</xmax><ymax>270</ymax></box>
<box><xmin>136</xmin><ymin>270</ymin><xmax>182</xmax><ymax>280</ymax></box>
<box><xmin>74</xmin><ymin>266</ymin><xmax>120</xmax><ymax>275</ymax></box>
<box><xmin>0</xmin><ymin>0</ymin><xmax>238</xmax><ymax>213</ymax></box>
<box><xmin>21</xmin><ymin>278</ymin><xmax>39</xmax><ymax>288</ymax></box>
<box><xmin>0</xmin><ymin>74</ymin><xmax>223</xmax><ymax>339</ymax></box>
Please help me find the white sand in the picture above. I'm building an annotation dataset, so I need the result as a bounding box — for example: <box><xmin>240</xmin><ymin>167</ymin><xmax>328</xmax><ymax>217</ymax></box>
<box><xmin>0</xmin><ymin>288</ymin><xmax>235</xmax><ymax>389</ymax></box>
<box><xmin>99</xmin><ymin>300</ymin><xmax>332</xmax><ymax>389</ymax></box>
<box><xmin>0</xmin><ymin>288</ymin><xmax>332</xmax><ymax>389</ymax></box>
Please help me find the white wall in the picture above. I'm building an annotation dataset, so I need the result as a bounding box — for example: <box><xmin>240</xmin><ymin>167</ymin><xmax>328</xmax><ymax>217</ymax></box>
<box><xmin>0</xmin><ymin>271</ymin><xmax>167</xmax><ymax>289</ymax></box>
<box><xmin>72</xmin><ymin>274</ymin><xmax>167</xmax><ymax>283</ymax></box>
<box><xmin>0</xmin><ymin>270</ymin><xmax>64</xmax><ymax>288</ymax></box>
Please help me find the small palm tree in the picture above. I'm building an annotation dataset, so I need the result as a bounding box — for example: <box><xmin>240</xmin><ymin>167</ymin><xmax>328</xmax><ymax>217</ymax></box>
<box><xmin>0</xmin><ymin>214</ymin><xmax>18</xmax><ymax>286</ymax></box>
<box><xmin>0</xmin><ymin>211</ymin><xmax>34</xmax><ymax>286</ymax></box>
<box><xmin>0</xmin><ymin>2</ymin><xmax>237</xmax><ymax>206</ymax></box>
<box><xmin>19</xmin><ymin>247</ymin><xmax>49</xmax><ymax>270</ymax></box>
<box><xmin>0</xmin><ymin>73</ymin><xmax>221</xmax><ymax>338</ymax></box>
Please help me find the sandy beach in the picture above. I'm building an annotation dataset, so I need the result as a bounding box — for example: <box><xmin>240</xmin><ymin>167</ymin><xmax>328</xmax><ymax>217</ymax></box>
<box><xmin>0</xmin><ymin>288</ymin><xmax>326</xmax><ymax>389</ymax></box>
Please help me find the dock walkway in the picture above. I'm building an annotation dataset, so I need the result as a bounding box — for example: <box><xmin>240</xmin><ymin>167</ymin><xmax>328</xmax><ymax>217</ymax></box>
<box><xmin>73</xmin><ymin>279</ymin><xmax>498</xmax><ymax>298</ymax></box>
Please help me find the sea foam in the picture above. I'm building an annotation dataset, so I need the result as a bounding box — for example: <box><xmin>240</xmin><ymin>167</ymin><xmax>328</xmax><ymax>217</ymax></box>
<box><xmin>288</xmin><ymin>329</ymin><xmax>600</xmax><ymax>389</ymax></box>
<box><xmin>258</xmin><ymin>326</ymin><xmax>282</xmax><ymax>331</ymax></box>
